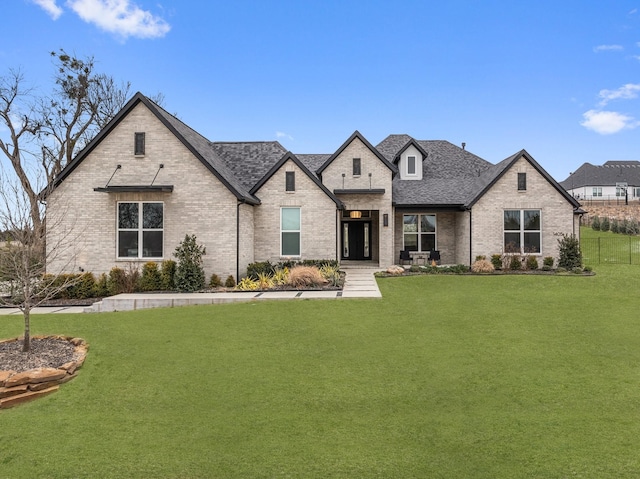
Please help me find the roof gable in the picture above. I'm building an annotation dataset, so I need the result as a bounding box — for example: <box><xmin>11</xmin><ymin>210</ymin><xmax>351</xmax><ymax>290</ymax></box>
<box><xmin>50</xmin><ymin>92</ymin><xmax>259</xmax><ymax>204</ymax></box>
<box><xmin>251</xmin><ymin>152</ymin><xmax>344</xmax><ymax>208</ymax></box>
<box><xmin>466</xmin><ymin>149</ymin><xmax>581</xmax><ymax>209</ymax></box>
<box><xmin>316</xmin><ymin>131</ymin><xmax>397</xmax><ymax>177</ymax></box>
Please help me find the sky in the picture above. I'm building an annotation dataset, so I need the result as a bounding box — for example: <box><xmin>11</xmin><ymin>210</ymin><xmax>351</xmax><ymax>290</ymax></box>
<box><xmin>3</xmin><ymin>0</ymin><xmax>640</xmax><ymax>182</ymax></box>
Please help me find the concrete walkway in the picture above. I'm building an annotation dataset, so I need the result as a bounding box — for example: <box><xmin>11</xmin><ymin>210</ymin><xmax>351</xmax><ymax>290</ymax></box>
<box><xmin>0</xmin><ymin>267</ymin><xmax>383</xmax><ymax>315</ymax></box>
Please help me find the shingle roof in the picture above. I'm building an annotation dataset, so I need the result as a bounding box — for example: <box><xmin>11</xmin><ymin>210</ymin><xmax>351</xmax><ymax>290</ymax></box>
<box><xmin>559</xmin><ymin>161</ymin><xmax>640</xmax><ymax>189</ymax></box>
<box><xmin>378</xmin><ymin>135</ymin><xmax>495</xmax><ymax>206</ymax></box>
<box><xmin>51</xmin><ymin>93</ymin><xmax>579</xmax><ymax>212</ymax></box>
<box><xmin>210</xmin><ymin>141</ymin><xmax>287</xmax><ymax>191</ymax></box>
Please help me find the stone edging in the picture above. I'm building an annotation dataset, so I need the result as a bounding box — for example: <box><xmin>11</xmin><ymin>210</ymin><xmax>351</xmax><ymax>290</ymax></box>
<box><xmin>0</xmin><ymin>335</ymin><xmax>88</xmax><ymax>409</ymax></box>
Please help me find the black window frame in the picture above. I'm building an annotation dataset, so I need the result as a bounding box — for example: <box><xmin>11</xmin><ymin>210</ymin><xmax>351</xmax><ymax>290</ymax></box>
<box><xmin>285</xmin><ymin>171</ymin><xmax>295</xmax><ymax>192</ymax></box>
<box><xmin>517</xmin><ymin>172</ymin><xmax>527</xmax><ymax>191</ymax></box>
<box><xmin>353</xmin><ymin>158</ymin><xmax>361</xmax><ymax>176</ymax></box>
<box><xmin>134</xmin><ymin>132</ymin><xmax>146</xmax><ymax>156</ymax></box>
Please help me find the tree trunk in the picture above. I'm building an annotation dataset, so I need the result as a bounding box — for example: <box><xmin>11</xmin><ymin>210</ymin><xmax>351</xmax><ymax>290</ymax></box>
<box><xmin>22</xmin><ymin>307</ymin><xmax>30</xmax><ymax>352</ymax></box>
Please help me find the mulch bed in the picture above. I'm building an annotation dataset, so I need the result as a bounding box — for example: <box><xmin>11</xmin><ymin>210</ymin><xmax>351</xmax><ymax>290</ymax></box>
<box><xmin>0</xmin><ymin>337</ymin><xmax>76</xmax><ymax>373</ymax></box>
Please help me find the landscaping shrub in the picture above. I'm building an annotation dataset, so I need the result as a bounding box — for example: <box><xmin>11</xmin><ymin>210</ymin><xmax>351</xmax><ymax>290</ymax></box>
<box><xmin>600</xmin><ymin>217</ymin><xmax>610</xmax><ymax>232</ymax></box>
<box><xmin>319</xmin><ymin>264</ymin><xmax>341</xmax><ymax>286</ymax></box>
<box><xmin>490</xmin><ymin>254</ymin><xmax>503</xmax><ymax>270</ymax></box>
<box><xmin>508</xmin><ymin>255</ymin><xmax>522</xmax><ymax>270</ymax></box>
<box><xmin>139</xmin><ymin>262</ymin><xmax>162</xmax><ymax>291</ymax></box>
<box><xmin>626</xmin><ymin>219</ymin><xmax>639</xmax><ymax>235</ymax></box>
<box><xmin>611</xmin><ymin>218</ymin><xmax>619</xmax><ymax>234</ymax></box>
<box><xmin>209</xmin><ymin>273</ymin><xmax>222</xmax><ymax>288</ymax></box>
<box><xmin>471</xmin><ymin>259</ymin><xmax>494</xmax><ymax>273</ymax></box>
<box><xmin>236</xmin><ymin>277</ymin><xmax>258</xmax><ymax>291</ymax></box>
<box><xmin>246</xmin><ymin>261</ymin><xmax>275</xmax><ymax>280</ymax></box>
<box><xmin>572</xmin><ymin>267</ymin><xmax>584</xmax><ymax>274</ymax></box>
<box><xmin>558</xmin><ymin>234</ymin><xmax>582</xmax><ymax>270</ymax></box>
<box><xmin>256</xmin><ymin>272</ymin><xmax>274</xmax><ymax>289</ymax></box>
<box><xmin>525</xmin><ymin>255</ymin><xmax>539</xmax><ymax>270</ymax></box>
<box><xmin>70</xmin><ymin>272</ymin><xmax>97</xmax><ymax>299</ymax></box>
<box><xmin>160</xmin><ymin>259</ymin><xmax>176</xmax><ymax>290</ymax></box>
<box><xmin>174</xmin><ymin>234</ymin><xmax>206</xmax><ymax>292</ymax></box>
<box><xmin>543</xmin><ymin>256</ymin><xmax>554</xmax><ymax>268</ymax></box>
<box><xmin>225</xmin><ymin>275</ymin><xmax>236</xmax><ymax>288</ymax></box>
<box><xmin>591</xmin><ymin>215</ymin><xmax>600</xmax><ymax>231</ymax></box>
<box><xmin>446</xmin><ymin>264</ymin><xmax>470</xmax><ymax>274</ymax></box>
<box><xmin>475</xmin><ymin>255</ymin><xmax>486</xmax><ymax>261</ymax></box>
<box><xmin>94</xmin><ymin>273</ymin><xmax>109</xmax><ymax>297</ymax></box>
<box><xmin>272</xmin><ymin>268</ymin><xmax>289</xmax><ymax>286</ymax></box>
<box><xmin>107</xmin><ymin>266</ymin><xmax>139</xmax><ymax>295</ymax></box>
<box><xmin>288</xmin><ymin>266</ymin><xmax>326</xmax><ymax>288</ymax></box>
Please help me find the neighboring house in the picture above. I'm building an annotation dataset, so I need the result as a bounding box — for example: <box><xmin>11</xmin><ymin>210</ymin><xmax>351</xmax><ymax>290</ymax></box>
<box><xmin>560</xmin><ymin>161</ymin><xmax>640</xmax><ymax>202</ymax></box>
<box><xmin>45</xmin><ymin>93</ymin><xmax>582</xmax><ymax>280</ymax></box>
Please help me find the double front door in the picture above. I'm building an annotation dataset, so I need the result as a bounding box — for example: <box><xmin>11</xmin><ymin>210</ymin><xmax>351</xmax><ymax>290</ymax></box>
<box><xmin>342</xmin><ymin>221</ymin><xmax>371</xmax><ymax>260</ymax></box>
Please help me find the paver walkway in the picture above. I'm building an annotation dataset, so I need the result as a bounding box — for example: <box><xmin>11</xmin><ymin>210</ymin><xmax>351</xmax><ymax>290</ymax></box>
<box><xmin>0</xmin><ymin>267</ymin><xmax>383</xmax><ymax>315</ymax></box>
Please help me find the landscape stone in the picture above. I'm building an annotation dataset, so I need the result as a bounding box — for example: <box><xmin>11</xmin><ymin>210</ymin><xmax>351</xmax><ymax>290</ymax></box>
<box><xmin>0</xmin><ymin>384</ymin><xmax>29</xmax><ymax>398</ymax></box>
<box><xmin>0</xmin><ymin>386</ymin><xmax>59</xmax><ymax>409</ymax></box>
<box><xmin>0</xmin><ymin>370</ymin><xmax>16</xmax><ymax>387</ymax></box>
<box><xmin>5</xmin><ymin>367</ymin><xmax>67</xmax><ymax>387</ymax></box>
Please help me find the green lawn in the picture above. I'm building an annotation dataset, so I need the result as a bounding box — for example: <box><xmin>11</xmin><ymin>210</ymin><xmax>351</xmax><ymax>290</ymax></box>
<box><xmin>581</xmin><ymin>225</ymin><xmax>640</xmax><ymax>265</ymax></box>
<box><xmin>2</xmin><ymin>265</ymin><xmax>640</xmax><ymax>478</ymax></box>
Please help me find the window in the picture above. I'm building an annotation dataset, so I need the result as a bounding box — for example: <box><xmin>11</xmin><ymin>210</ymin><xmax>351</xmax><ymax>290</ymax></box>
<box><xmin>281</xmin><ymin>207</ymin><xmax>301</xmax><ymax>256</ymax></box>
<box><xmin>285</xmin><ymin>171</ymin><xmax>295</xmax><ymax>192</ymax></box>
<box><xmin>118</xmin><ymin>202</ymin><xmax>163</xmax><ymax>258</ymax></box>
<box><xmin>353</xmin><ymin>158</ymin><xmax>361</xmax><ymax>176</ymax></box>
<box><xmin>407</xmin><ymin>156</ymin><xmax>417</xmax><ymax>175</ymax></box>
<box><xmin>504</xmin><ymin>209</ymin><xmax>541</xmax><ymax>254</ymax></box>
<box><xmin>403</xmin><ymin>214</ymin><xmax>436</xmax><ymax>252</ymax></box>
<box><xmin>134</xmin><ymin>132</ymin><xmax>145</xmax><ymax>156</ymax></box>
<box><xmin>635</xmin><ymin>187</ymin><xmax>640</xmax><ymax>198</ymax></box>
<box><xmin>517</xmin><ymin>172</ymin><xmax>527</xmax><ymax>191</ymax></box>
<box><xmin>616</xmin><ymin>187</ymin><xmax>626</xmax><ymax>197</ymax></box>
<box><xmin>592</xmin><ymin>187</ymin><xmax>602</xmax><ymax>197</ymax></box>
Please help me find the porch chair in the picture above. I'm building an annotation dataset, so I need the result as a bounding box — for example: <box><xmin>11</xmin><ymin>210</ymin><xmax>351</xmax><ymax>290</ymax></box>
<box><xmin>428</xmin><ymin>249</ymin><xmax>440</xmax><ymax>265</ymax></box>
<box><xmin>399</xmin><ymin>249</ymin><xmax>411</xmax><ymax>265</ymax></box>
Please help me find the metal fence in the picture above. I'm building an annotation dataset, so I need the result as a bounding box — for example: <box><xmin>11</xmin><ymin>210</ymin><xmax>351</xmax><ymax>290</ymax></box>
<box><xmin>581</xmin><ymin>236</ymin><xmax>640</xmax><ymax>265</ymax></box>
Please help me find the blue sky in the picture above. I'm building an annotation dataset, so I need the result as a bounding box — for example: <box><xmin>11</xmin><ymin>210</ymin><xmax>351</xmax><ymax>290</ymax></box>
<box><xmin>3</xmin><ymin>0</ymin><xmax>640</xmax><ymax>181</ymax></box>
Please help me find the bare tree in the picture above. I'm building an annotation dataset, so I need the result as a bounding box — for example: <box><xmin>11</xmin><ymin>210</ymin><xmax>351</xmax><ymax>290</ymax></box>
<box><xmin>0</xmin><ymin>50</ymin><xmax>135</xmax><ymax>235</ymax></box>
<box><xmin>0</xmin><ymin>178</ymin><xmax>81</xmax><ymax>352</ymax></box>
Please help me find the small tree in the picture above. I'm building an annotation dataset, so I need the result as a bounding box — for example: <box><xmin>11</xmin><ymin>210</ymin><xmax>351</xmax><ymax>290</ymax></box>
<box><xmin>557</xmin><ymin>234</ymin><xmax>582</xmax><ymax>270</ymax></box>
<box><xmin>601</xmin><ymin>217</ymin><xmax>610</xmax><ymax>232</ymax></box>
<box><xmin>0</xmin><ymin>179</ymin><xmax>81</xmax><ymax>351</ymax></box>
<box><xmin>174</xmin><ymin>234</ymin><xmax>206</xmax><ymax>292</ymax></box>
<box><xmin>591</xmin><ymin>216</ymin><xmax>600</xmax><ymax>231</ymax></box>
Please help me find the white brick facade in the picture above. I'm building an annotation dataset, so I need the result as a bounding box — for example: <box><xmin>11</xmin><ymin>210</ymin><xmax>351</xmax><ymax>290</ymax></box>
<box><xmin>46</xmin><ymin>94</ymin><xmax>580</xmax><ymax>278</ymax></box>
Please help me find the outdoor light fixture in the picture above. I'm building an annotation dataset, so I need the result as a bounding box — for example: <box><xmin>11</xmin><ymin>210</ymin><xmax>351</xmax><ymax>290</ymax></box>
<box><xmin>350</xmin><ymin>211</ymin><xmax>362</xmax><ymax>219</ymax></box>
<box><xmin>383</xmin><ymin>213</ymin><xmax>389</xmax><ymax>227</ymax></box>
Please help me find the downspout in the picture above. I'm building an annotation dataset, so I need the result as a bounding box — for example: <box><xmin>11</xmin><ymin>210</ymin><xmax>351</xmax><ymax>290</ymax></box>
<box><xmin>236</xmin><ymin>199</ymin><xmax>246</xmax><ymax>283</ymax></box>
<box><xmin>468</xmin><ymin>207</ymin><xmax>473</xmax><ymax>266</ymax></box>
<box><xmin>336</xmin><ymin>208</ymin><xmax>340</xmax><ymax>263</ymax></box>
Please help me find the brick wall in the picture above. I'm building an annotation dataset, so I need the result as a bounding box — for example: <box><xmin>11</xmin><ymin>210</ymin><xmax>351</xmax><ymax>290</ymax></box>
<box><xmin>321</xmin><ymin>137</ymin><xmax>395</xmax><ymax>266</ymax></box>
<box><xmin>47</xmin><ymin>103</ymin><xmax>241</xmax><ymax>280</ymax></box>
<box><xmin>253</xmin><ymin>159</ymin><xmax>338</xmax><ymax>263</ymax></box>
<box><xmin>471</xmin><ymin>156</ymin><xmax>577</xmax><ymax>261</ymax></box>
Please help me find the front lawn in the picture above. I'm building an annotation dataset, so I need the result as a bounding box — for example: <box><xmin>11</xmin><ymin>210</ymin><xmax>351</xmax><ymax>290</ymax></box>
<box><xmin>1</xmin><ymin>265</ymin><xmax>640</xmax><ymax>478</ymax></box>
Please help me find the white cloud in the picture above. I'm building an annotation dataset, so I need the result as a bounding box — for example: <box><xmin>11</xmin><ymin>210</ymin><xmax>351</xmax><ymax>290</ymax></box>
<box><xmin>65</xmin><ymin>0</ymin><xmax>170</xmax><ymax>39</ymax></box>
<box><xmin>32</xmin><ymin>0</ymin><xmax>63</xmax><ymax>19</ymax></box>
<box><xmin>598</xmin><ymin>83</ymin><xmax>640</xmax><ymax>105</ymax></box>
<box><xmin>593</xmin><ymin>44</ymin><xmax>624</xmax><ymax>52</ymax></box>
<box><xmin>581</xmin><ymin>110</ymin><xmax>639</xmax><ymax>134</ymax></box>
<box><xmin>276</xmin><ymin>131</ymin><xmax>294</xmax><ymax>141</ymax></box>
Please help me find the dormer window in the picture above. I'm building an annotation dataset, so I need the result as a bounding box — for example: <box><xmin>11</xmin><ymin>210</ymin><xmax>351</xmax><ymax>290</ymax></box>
<box><xmin>134</xmin><ymin>132</ymin><xmax>145</xmax><ymax>156</ymax></box>
<box><xmin>407</xmin><ymin>156</ymin><xmax>417</xmax><ymax>176</ymax></box>
<box><xmin>353</xmin><ymin>158</ymin><xmax>361</xmax><ymax>176</ymax></box>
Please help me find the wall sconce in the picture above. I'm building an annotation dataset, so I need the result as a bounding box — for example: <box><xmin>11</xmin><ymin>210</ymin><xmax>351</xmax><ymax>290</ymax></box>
<box><xmin>350</xmin><ymin>210</ymin><xmax>362</xmax><ymax>219</ymax></box>
<box><xmin>383</xmin><ymin>213</ymin><xmax>389</xmax><ymax>227</ymax></box>
<box><xmin>341</xmin><ymin>173</ymin><xmax>346</xmax><ymax>188</ymax></box>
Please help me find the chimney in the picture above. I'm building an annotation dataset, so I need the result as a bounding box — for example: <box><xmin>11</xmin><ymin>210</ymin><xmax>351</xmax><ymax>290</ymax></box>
<box><xmin>462</xmin><ymin>142</ymin><xmax>466</xmax><ymax>150</ymax></box>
